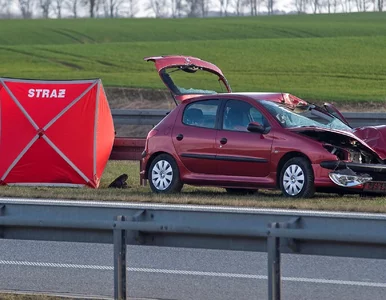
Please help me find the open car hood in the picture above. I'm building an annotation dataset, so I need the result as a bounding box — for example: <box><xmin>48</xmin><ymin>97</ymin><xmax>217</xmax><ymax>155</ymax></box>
<box><xmin>353</xmin><ymin>125</ymin><xmax>386</xmax><ymax>159</ymax></box>
<box><xmin>145</xmin><ymin>55</ymin><xmax>231</xmax><ymax>103</ymax></box>
<box><xmin>289</xmin><ymin>126</ymin><xmax>386</xmax><ymax>160</ymax></box>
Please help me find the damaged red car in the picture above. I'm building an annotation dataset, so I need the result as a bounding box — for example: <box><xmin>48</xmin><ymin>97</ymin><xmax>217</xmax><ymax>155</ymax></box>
<box><xmin>140</xmin><ymin>55</ymin><xmax>386</xmax><ymax>198</ymax></box>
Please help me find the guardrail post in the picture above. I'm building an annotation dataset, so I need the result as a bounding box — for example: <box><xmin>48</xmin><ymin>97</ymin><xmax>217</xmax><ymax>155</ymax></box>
<box><xmin>268</xmin><ymin>222</ymin><xmax>281</xmax><ymax>300</ymax></box>
<box><xmin>114</xmin><ymin>215</ymin><xmax>127</xmax><ymax>300</ymax></box>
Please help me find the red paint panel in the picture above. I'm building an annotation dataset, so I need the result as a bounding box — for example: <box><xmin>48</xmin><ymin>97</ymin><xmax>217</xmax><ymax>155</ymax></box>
<box><xmin>46</xmin><ymin>85</ymin><xmax>97</xmax><ymax>184</ymax></box>
<box><xmin>145</xmin><ymin>56</ymin><xmax>226</xmax><ymax>78</ymax></box>
<box><xmin>0</xmin><ymin>87</ymin><xmax>36</xmax><ymax>178</ymax></box>
<box><xmin>145</xmin><ymin>55</ymin><xmax>231</xmax><ymax>102</ymax></box>
<box><xmin>4</xmin><ymin>81</ymin><xmax>93</xmax><ymax>129</ymax></box>
<box><xmin>0</xmin><ymin>78</ymin><xmax>114</xmax><ymax>188</ymax></box>
<box><xmin>95</xmin><ymin>85</ymin><xmax>115</xmax><ymax>186</ymax></box>
<box><xmin>5</xmin><ymin>138</ymin><xmax>86</xmax><ymax>184</ymax></box>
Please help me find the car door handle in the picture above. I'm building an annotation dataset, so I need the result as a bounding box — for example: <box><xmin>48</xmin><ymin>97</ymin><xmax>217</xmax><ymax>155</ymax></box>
<box><xmin>176</xmin><ymin>134</ymin><xmax>184</xmax><ymax>141</ymax></box>
<box><xmin>220</xmin><ymin>138</ymin><xmax>227</xmax><ymax>145</ymax></box>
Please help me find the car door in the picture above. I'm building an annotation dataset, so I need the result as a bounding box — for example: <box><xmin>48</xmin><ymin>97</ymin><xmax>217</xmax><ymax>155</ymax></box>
<box><xmin>216</xmin><ymin>99</ymin><xmax>274</xmax><ymax>178</ymax></box>
<box><xmin>172</xmin><ymin>99</ymin><xmax>220</xmax><ymax>174</ymax></box>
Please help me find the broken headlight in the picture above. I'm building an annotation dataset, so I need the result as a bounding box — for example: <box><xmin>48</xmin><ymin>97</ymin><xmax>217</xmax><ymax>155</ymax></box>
<box><xmin>329</xmin><ymin>168</ymin><xmax>372</xmax><ymax>187</ymax></box>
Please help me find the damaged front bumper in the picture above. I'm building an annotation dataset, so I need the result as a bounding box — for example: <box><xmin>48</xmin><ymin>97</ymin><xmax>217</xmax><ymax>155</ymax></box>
<box><xmin>321</xmin><ymin>161</ymin><xmax>386</xmax><ymax>192</ymax></box>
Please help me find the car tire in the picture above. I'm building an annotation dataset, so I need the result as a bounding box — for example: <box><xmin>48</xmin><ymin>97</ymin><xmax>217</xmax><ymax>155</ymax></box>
<box><xmin>279</xmin><ymin>157</ymin><xmax>315</xmax><ymax>198</ymax></box>
<box><xmin>225</xmin><ymin>188</ymin><xmax>258</xmax><ymax>195</ymax></box>
<box><xmin>149</xmin><ymin>154</ymin><xmax>183</xmax><ymax>193</ymax></box>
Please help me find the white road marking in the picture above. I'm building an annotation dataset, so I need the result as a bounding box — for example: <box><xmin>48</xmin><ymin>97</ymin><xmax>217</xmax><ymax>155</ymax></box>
<box><xmin>283</xmin><ymin>276</ymin><xmax>386</xmax><ymax>288</ymax></box>
<box><xmin>0</xmin><ymin>260</ymin><xmax>113</xmax><ymax>270</ymax></box>
<box><xmin>1</xmin><ymin>260</ymin><xmax>386</xmax><ymax>288</ymax></box>
<box><xmin>129</xmin><ymin>267</ymin><xmax>266</xmax><ymax>279</ymax></box>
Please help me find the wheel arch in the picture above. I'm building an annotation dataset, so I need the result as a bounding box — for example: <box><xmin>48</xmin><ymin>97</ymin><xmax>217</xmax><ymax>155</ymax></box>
<box><xmin>276</xmin><ymin>152</ymin><xmax>313</xmax><ymax>188</ymax></box>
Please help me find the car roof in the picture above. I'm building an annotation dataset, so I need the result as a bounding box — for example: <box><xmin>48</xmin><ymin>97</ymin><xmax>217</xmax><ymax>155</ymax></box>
<box><xmin>227</xmin><ymin>92</ymin><xmax>285</xmax><ymax>102</ymax></box>
<box><xmin>183</xmin><ymin>92</ymin><xmax>308</xmax><ymax>108</ymax></box>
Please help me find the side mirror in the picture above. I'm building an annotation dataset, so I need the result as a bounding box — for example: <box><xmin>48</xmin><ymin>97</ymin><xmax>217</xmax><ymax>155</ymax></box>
<box><xmin>247</xmin><ymin>122</ymin><xmax>269</xmax><ymax>134</ymax></box>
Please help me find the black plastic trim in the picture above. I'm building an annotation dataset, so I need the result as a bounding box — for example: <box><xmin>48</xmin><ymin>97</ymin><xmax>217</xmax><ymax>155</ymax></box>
<box><xmin>181</xmin><ymin>153</ymin><xmax>216</xmax><ymax>160</ymax></box>
<box><xmin>216</xmin><ymin>156</ymin><xmax>268</xmax><ymax>163</ymax></box>
<box><xmin>321</xmin><ymin>161</ymin><xmax>386</xmax><ymax>173</ymax></box>
<box><xmin>181</xmin><ymin>153</ymin><xmax>267</xmax><ymax>163</ymax></box>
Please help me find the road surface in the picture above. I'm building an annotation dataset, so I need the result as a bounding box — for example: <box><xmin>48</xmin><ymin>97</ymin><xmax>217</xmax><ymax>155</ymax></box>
<box><xmin>1</xmin><ymin>240</ymin><xmax>385</xmax><ymax>299</ymax></box>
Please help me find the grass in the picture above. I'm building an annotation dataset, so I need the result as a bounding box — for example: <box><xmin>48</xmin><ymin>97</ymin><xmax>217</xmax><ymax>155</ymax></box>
<box><xmin>1</xmin><ymin>13</ymin><xmax>386</xmax><ymax>46</ymax></box>
<box><xmin>0</xmin><ymin>13</ymin><xmax>386</xmax><ymax>102</ymax></box>
<box><xmin>1</xmin><ymin>161</ymin><xmax>386</xmax><ymax>213</ymax></box>
<box><xmin>0</xmin><ymin>293</ymin><xmax>101</xmax><ymax>299</ymax></box>
<box><xmin>0</xmin><ymin>295</ymin><xmax>56</xmax><ymax>300</ymax></box>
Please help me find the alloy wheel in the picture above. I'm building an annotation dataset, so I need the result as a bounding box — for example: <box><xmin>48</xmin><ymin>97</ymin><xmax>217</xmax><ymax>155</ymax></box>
<box><xmin>282</xmin><ymin>164</ymin><xmax>305</xmax><ymax>196</ymax></box>
<box><xmin>151</xmin><ymin>160</ymin><xmax>173</xmax><ymax>191</ymax></box>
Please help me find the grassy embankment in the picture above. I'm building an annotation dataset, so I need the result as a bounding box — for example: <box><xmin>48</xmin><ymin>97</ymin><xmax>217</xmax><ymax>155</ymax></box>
<box><xmin>0</xmin><ymin>12</ymin><xmax>386</xmax><ymax>102</ymax></box>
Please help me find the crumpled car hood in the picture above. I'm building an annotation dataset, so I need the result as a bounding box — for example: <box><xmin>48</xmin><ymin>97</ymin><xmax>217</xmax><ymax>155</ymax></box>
<box><xmin>289</xmin><ymin>126</ymin><xmax>386</xmax><ymax>160</ymax></box>
<box><xmin>353</xmin><ymin>125</ymin><xmax>386</xmax><ymax>159</ymax></box>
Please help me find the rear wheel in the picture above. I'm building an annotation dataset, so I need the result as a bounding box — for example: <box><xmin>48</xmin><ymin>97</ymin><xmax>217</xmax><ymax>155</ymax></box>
<box><xmin>149</xmin><ymin>154</ymin><xmax>183</xmax><ymax>193</ymax></box>
<box><xmin>279</xmin><ymin>157</ymin><xmax>315</xmax><ymax>198</ymax></box>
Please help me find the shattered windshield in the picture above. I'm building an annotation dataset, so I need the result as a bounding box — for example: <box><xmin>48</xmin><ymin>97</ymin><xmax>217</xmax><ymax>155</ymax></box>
<box><xmin>259</xmin><ymin>100</ymin><xmax>353</xmax><ymax>132</ymax></box>
<box><xmin>160</xmin><ymin>66</ymin><xmax>228</xmax><ymax>95</ymax></box>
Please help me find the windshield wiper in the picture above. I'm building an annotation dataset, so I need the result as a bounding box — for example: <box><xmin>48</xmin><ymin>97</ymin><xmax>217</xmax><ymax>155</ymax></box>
<box><xmin>292</xmin><ymin>125</ymin><xmax>319</xmax><ymax>129</ymax></box>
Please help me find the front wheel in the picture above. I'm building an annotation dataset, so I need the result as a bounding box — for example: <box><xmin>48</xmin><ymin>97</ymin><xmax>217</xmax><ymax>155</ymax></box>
<box><xmin>149</xmin><ymin>154</ymin><xmax>183</xmax><ymax>193</ymax></box>
<box><xmin>279</xmin><ymin>157</ymin><xmax>315</xmax><ymax>198</ymax></box>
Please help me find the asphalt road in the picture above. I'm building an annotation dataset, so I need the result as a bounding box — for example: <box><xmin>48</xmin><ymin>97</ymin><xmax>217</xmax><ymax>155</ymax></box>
<box><xmin>1</xmin><ymin>240</ymin><xmax>386</xmax><ymax>300</ymax></box>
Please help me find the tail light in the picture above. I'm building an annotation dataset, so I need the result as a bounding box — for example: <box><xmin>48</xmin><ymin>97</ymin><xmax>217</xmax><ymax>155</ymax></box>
<box><xmin>145</xmin><ymin>129</ymin><xmax>159</xmax><ymax>150</ymax></box>
<box><xmin>147</xmin><ymin>128</ymin><xmax>158</xmax><ymax>139</ymax></box>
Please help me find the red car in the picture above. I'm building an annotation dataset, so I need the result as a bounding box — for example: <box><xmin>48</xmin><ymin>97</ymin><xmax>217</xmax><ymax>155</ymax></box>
<box><xmin>140</xmin><ymin>55</ymin><xmax>386</xmax><ymax>198</ymax></box>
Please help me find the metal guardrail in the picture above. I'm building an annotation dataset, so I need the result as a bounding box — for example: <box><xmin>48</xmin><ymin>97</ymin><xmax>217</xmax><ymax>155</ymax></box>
<box><xmin>111</xmin><ymin>109</ymin><xmax>386</xmax><ymax>128</ymax></box>
<box><xmin>111</xmin><ymin>137</ymin><xmax>145</xmax><ymax>161</ymax></box>
<box><xmin>112</xmin><ymin>109</ymin><xmax>169</xmax><ymax>126</ymax></box>
<box><xmin>109</xmin><ymin>110</ymin><xmax>386</xmax><ymax>162</ymax></box>
<box><xmin>343</xmin><ymin>112</ymin><xmax>386</xmax><ymax>127</ymax></box>
<box><xmin>3</xmin><ymin>198</ymin><xmax>386</xmax><ymax>300</ymax></box>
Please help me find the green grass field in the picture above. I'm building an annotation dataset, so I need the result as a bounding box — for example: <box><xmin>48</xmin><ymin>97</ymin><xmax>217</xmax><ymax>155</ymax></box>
<box><xmin>1</xmin><ymin>13</ymin><xmax>386</xmax><ymax>102</ymax></box>
<box><xmin>1</xmin><ymin>13</ymin><xmax>386</xmax><ymax>45</ymax></box>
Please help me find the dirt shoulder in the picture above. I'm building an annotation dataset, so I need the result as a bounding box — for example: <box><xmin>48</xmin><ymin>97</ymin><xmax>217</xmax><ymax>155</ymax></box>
<box><xmin>105</xmin><ymin>87</ymin><xmax>175</xmax><ymax>110</ymax></box>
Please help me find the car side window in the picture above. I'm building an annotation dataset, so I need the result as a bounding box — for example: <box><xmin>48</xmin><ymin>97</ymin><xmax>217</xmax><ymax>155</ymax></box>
<box><xmin>223</xmin><ymin>100</ymin><xmax>268</xmax><ymax>132</ymax></box>
<box><xmin>250</xmin><ymin>107</ymin><xmax>268</xmax><ymax>127</ymax></box>
<box><xmin>223</xmin><ymin>100</ymin><xmax>250</xmax><ymax>132</ymax></box>
<box><xmin>182</xmin><ymin>100</ymin><xmax>220</xmax><ymax>129</ymax></box>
